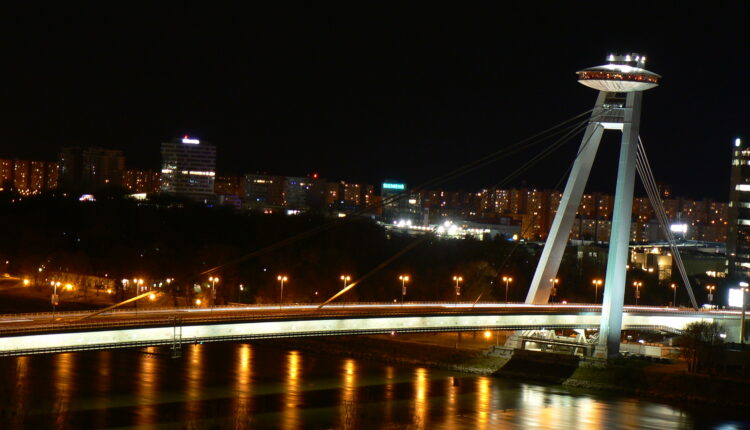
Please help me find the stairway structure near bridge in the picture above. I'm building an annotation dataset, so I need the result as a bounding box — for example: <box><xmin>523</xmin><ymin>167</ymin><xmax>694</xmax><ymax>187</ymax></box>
<box><xmin>525</xmin><ymin>54</ymin><xmax>661</xmax><ymax>358</ymax></box>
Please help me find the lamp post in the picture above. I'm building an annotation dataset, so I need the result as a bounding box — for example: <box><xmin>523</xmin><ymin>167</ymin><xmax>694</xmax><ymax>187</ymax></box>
<box><xmin>592</xmin><ymin>279</ymin><xmax>603</xmax><ymax>304</ymax></box>
<box><xmin>340</xmin><ymin>275</ymin><xmax>351</xmax><ymax>290</ymax></box>
<box><xmin>453</xmin><ymin>276</ymin><xmax>463</xmax><ymax>306</ymax></box>
<box><xmin>399</xmin><ymin>275</ymin><xmax>409</xmax><ymax>306</ymax></box>
<box><xmin>208</xmin><ymin>276</ymin><xmax>219</xmax><ymax>309</ymax></box>
<box><xmin>549</xmin><ymin>278</ymin><xmax>559</xmax><ymax>302</ymax></box>
<box><xmin>633</xmin><ymin>281</ymin><xmax>643</xmax><ymax>305</ymax></box>
<box><xmin>277</xmin><ymin>275</ymin><xmax>288</xmax><ymax>307</ymax></box>
<box><xmin>51</xmin><ymin>281</ymin><xmax>61</xmax><ymax>319</ymax></box>
<box><xmin>670</xmin><ymin>283</ymin><xmax>677</xmax><ymax>308</ymax></box>
<box><xmin>706</xmin><ymin>284</ymin><xmax>716</xmax><ymax>307</ymax></box>
<box><xmin>502</xmin><ymin>276</ymin><xmax>513</xmax><ymax>302</ymax></box>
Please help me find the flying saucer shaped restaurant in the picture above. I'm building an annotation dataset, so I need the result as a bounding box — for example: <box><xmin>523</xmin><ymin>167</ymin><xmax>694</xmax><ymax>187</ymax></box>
<box><xmin>576</xmin><ymin>54</ymin><xmax>660</xmax><ymax>92</ymax></box>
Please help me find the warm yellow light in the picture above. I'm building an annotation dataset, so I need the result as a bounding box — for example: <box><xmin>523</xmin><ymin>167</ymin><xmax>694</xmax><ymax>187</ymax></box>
<box><xmin>453</xmin><ymin>276</ymin><xmax>463</xmax><ymax>282</ymax></box>
<box><xmin>22</xmin><ymin>279</ymin><xmax>30</xmax><ymax>286</ymax></box>
<box><xmin>195</xmin><ymin>299</ymin><xmax>202</xmax><ymax>305</ymax></box>
<box><xmin>483</xmin><ymin>330</ymin><xmax>492</xmax><ymax>339</ymax></box>
<box><xmin>106</xmin><ymin>288</ymin><xmax>113</xmax><ymax>294</ymax></box>
<box><xmin>65</xmin><ymin>283</ymin><xmax>73</xmax><ymax>291</ymax></box>
<box><xmin>277</xmin><ymin>275</ymin><xmax>288</xmax><ymax>282</ymax></box>
<box><xmin>149</xmin><ymin>293</ymin><xmax>156</xmax><ymax>301</ymax></box>
<box><xmin>399</xmin><ymin>275</ymin><xmax>410</xmax><ymax>282</ymax></box>
<box><xmin>340</xmin><ymin>275</ymin><xmax>351</xmax><ymax>281</ymax></box>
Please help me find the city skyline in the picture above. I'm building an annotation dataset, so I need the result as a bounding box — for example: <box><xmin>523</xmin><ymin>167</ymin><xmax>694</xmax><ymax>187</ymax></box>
<box><xmin>2</xmin><ymin>4</ymin><xmax>749</xmax><ymax>200</ymax></box>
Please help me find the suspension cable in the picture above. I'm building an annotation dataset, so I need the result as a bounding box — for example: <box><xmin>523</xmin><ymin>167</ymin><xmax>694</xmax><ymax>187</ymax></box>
<box><xmin>635</xmin><ymin>136</ymin><xmax>699</xmax><ymax>309</ymax></box>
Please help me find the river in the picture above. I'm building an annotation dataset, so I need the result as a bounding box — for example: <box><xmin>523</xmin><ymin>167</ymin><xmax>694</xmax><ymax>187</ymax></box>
<box><xmin>0</xmin><ymin>341</ymin><xmax>745</xmax><ymax>429</ymax></box>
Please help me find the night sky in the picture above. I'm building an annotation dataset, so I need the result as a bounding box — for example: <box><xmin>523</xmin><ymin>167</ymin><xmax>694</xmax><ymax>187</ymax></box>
<box><xmin>3</xmin><ymin>3</ymin><xmax>750</xmax><ymax>199</ymax></box>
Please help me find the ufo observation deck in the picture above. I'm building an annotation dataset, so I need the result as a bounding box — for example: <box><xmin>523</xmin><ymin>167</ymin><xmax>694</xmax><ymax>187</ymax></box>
<box><xmin>576</xmin><ymin>54</ymin><xmax>660</xmax><ymax>92</ymax></box>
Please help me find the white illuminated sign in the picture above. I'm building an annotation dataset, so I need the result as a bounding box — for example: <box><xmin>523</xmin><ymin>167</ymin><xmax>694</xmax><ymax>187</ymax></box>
<box><xmin>728</xmin><ymin>288</ymin><xmax>745</xmax><ymax>308</ymax></box>
<box><xmin>182</xmin><ymin>138</ymin><xmax>200</xmax><ymax>144</ymax></box>
<box><xmin>670</xmin><ymin>223</ymin><xmax>687</xmax><ymax>234</ymax></box>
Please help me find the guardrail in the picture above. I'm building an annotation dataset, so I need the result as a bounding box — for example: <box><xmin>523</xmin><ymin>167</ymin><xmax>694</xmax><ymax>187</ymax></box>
<box><xmin>0</xmin><ymin>301</ymin><xmax>736</xmax><ymax>319</ymax></box>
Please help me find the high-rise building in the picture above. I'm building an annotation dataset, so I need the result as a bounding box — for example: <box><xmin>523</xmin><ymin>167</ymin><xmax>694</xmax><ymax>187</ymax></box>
<box><xmin>160</xmin><ymin>137</ymin><xmax>216</xmax><ymax>202</ymax></box>
<box><xmin>380</xmin><ymin>181</ymin><xmax>421</xmax><ymax>222</ymax></box>
<box><xmin>46</xmin><ymin>162</ymin><xmax>59</xmax><ymax>190</ymax></box>
<box><xmin>728</xmin><ymin>137</ymin><xmax>750</xmax><ymax>281</ymax></box>
<box><xmin>283</xmin><ymin>176</ymin><xmax>315</xmax><ymax>210</ymax></box>
<box><xmin>13</xmin><ymin>160</ymin><xmax>29</xmax><ymax>191</ymax></box>
<box><xmin>244</xmin><ymin>174</ymin><xmax>284</xmax><ymax>208</ymax></box>
<box><xmin>214</xmin><ymin>175</ymin><xmax>243</xmax><ymax>196</ymax></box>
<box><xmin>82</xmin><ymin>147</ymin><xmax>125</xmax><ymax>190</ymax></box>
<box><xmin>122</xmin><ymin>169</ymin><xmax>160</xmax><ymax>193</ymax></box>
<box><xmin>0</xmin><ymin>159</ymin><xmax>12</xmax><ymax>189</ymax></box>
<box><xmin>59</xmin><ymin>147</ymin><xmax>124</xmax><ymax>192</ymax></box>
<box><xmin>29</xmin><ymin>161</ymin><xmax>46</xmax><ymax>193</ymax></box>
<box><xmin>58</xmin><ymin>147</ymin><xmax>83</xmax><ymax>191</ymax></box>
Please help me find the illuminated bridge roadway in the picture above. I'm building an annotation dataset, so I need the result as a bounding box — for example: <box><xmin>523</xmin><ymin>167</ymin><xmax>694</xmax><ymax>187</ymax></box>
<box><xmin>0</xmin><ymin>303</ymin><xmax>742</xmax><ymax>356</ymax></box>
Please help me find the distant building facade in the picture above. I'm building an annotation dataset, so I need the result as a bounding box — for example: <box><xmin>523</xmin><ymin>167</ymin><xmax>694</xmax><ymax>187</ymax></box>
<box><xmin>58</xmin><ymin>146</ymin><xmax>125</xmax><ymax>192</ymax></box>
<box><xmin>728</xmin><ymin>137</ymin><xmax>750</xmax><ymax>281</ymax></box>
<box><xmin>160</xmin><ymin>137</ymin><xmax>216</xmax><ymax>202</ymax></box>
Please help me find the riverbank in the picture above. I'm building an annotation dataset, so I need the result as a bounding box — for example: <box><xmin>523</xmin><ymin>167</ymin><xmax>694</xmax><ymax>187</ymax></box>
<box><xmin>267</xmin><ymin>333</ymin><xmax>750</xmax><ymax>408</ymax></box>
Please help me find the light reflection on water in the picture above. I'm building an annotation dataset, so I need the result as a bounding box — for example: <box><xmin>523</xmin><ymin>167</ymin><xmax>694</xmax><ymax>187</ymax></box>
<box><xmin>283</xmin><ymin>350</ymin><xmax>301</xmax><ymax>430</ymax></box>
<box><xmin>0</xmin><ymin>342</ymin><xmax>743</xmax><ymax>429</ymax></box>
<box><xmin>233</xmin><ymin>343</ymin><xmax>253</xmax><ymax>419</ymax></box>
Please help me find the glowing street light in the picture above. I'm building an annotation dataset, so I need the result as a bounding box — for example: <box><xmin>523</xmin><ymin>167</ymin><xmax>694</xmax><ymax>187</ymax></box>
<box><xmin>399</xmin><ymin>275</ymin><xmax>410</xmax><ymax>306</ymax></box>
<box><xmin>51</xmin><ymin>281</ymin><xmax>61</xmax><ymax>319</ymax></box>
<box><xmin>592</xmin><ymin>279</ymin><xmax>603</xmax><ymax>303</ymax></box>
<box><xmin>670</xmin><ymin>283</ymin><xmax>678</xmax><ymax>307</ymax></box>
<box><xmin>208</xmin><ymin>276</ymin><xmax>219</xmax><ymax>307</ymax></box>
<box><xmin>633</xmin><ymin>281</ymin><xmax>643</xmax><ymax>305</ymax></box>
<box><xmin>195</xmin><ymin>298</ymin><xmax>202</xmax><ymax>306</ymax></box>
<box><xmin>453</xmin><ymin>276</ymin><xmax>463</xmax><ymax>305</ymax></box>
<box><xmin>340</xmin><ymin>275</ymin><xmax>351</xmax><ymax>289</ymax></box>
<box><xmin>549</xmin><ymin>278</ymin><xmax>559</xmax><ymax>302</ymax></box>
<box><xmin>22</xmin><ymin>278</ymin><xmax>30</xmax><ymax>287</ymax></box>
<box><xmin>706</xmin><ymin>284</ymin><xmax>716</xmax><ymax>306</ymax></box>
<box><xmin>502</xmin><ymin>276</ymin><xmax>513</xmax><ymax>302</ymax></box>
<box><xmin>149</xmin><ymin>293</ymin><xmax>156</xmax><ymax>301</ymax></box>
<box><xmin>277</xmin><ymin>275</ymin><xmax>288</xmax><ymax>306</ymax></box>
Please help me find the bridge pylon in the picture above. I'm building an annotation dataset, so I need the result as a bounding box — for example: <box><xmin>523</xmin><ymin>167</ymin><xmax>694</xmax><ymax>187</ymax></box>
<box><xmin>524</xmin><ymin>54</ymin><xmax>660</xmax><ymax>359</ymax></box>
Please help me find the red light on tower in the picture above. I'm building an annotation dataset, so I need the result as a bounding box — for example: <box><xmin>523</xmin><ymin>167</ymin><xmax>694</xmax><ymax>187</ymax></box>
<box><xmin>312</xmin><ymin>173</ymin><xmax>319</xmax><ymax>179</ymax></box>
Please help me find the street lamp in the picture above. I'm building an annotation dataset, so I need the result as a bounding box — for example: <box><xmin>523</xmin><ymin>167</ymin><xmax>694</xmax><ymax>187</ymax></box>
<box><xmin>208</xmin><ymin>276</ymin><xmax>219</xmax><ymax>308</ymax></box>
<box><xmin>502</xmin><ymin>276</ymin><xmax>513</xmax><ymax>302</ymax></box>
<box><xmin>670</xmin><ymin>283</ymin><xmax>678</xmax><ymax>308</ymax></box>
<box><xmin>706</xmin><ymin>284</ymin><xmax>716</xmax><ymax>307</ymax></box>
<box><xmin>633</xmin><ymin>281</ymin><xmax>643</xmax><ymax>305</ymax></box>
<box><xmin>453</xmin><ymin>276</ymin><xmax>463</xmax><ymax>305</ymax></box>
<box><xmin>277</xmin><ymin>275</ymin><xmax>288</xmax><ymax>306</ymax></box>
<box><xmin>549</xmin><ymin>278</ymin><xmax>559</xmax><ymax>302</ymax></box>
<box><xmin>340</xmin><ymin>275</ymin><xmax>351</xmax><ymax>290</ymax></box>
<box><xmin>51</xmin><ymin>281</ymin><xmax>61</xmax><ymax>319</ymax></box>
<box><xmin>399</xmin><ymin>275</ymin><xmax>410</xmax><ymax>306</ymax></box>
<box><xmin>592</xmin><ymin>279</ymin><xmax>603</xmax><ymax>303</ymax></box>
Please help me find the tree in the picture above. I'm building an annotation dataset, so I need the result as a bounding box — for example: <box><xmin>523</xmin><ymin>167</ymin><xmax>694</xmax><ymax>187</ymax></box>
<box><xmin>676</xmin><ymin>321</ymin><xmax>725</xmax><ymax>373</ymax></box>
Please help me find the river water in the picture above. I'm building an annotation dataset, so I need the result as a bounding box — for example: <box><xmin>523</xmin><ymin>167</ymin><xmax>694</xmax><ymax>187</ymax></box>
<box><xmin>0</xmin><ymin>342</ymin><xmax>746</xmax><ymax>429</ymax></box>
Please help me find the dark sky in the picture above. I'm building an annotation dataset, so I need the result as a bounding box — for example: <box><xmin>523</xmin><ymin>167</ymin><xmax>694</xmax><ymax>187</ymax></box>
<box><xmin>2</xmin><ymin>3</ymin><xmax>749</xmax><ymax>199</ymax></box>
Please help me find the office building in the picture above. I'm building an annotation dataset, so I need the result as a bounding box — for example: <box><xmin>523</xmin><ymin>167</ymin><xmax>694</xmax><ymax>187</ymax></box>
<box><xmin>160</xmin><ymin>137</ymin><xmax>216</xmax><ymax>202</ymax></box>
<box><xmin>728</xmin><ymin>137</ymin><xmax>750</xmax><ymax>280</ymax></box>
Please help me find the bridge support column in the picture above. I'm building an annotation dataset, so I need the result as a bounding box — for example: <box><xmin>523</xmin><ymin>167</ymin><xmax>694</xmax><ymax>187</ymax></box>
<box><xmin>525</xmin><ymin>92</ymin><xmax>607</xmax><ymax>303</ymax></box>
<box><xmin>595</xmin><ymin>91</ymin><xmax>642</xmax><ymax>359</ymax></box>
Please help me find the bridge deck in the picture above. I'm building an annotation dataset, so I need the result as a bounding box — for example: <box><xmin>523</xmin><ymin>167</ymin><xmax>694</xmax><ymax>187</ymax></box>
<box><xmin>0</xmin><ymin>303</ymin><xmax>739</xmax><ymax>356</ymax></box>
